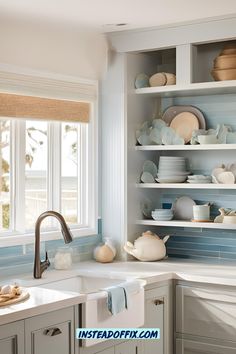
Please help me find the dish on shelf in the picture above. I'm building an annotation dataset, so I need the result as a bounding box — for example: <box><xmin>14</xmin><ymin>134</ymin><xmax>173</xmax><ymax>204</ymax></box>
<box><xmin>156</xmin><ymin>176</ymin><xmax>187</xmax><ymax>183</ymax></box>
<box><xmin>223</xmin><ymin>215</ymin><xmax>236</xmax><ymax>224</ymax></box>
<box><xmin>212</xmin><ymin>44</ymin><xmax>236</xmax><ymax>80</ymax></box>
<box><xmin>141</xmin><ymin>198</ymin><xmax>154</xmax><ymax>219</ymax></box>
<box><xmin>220</xmin><ymin>43</ymin><xmax>236</xmax><ymax>56</ymax></box>
<box><xmin>141</xmin><ymin>171</ymin><xmax>155</xmax><ymax>183</ymax></box>
<box><xmin>149</xmin><ymin>72</ymin><xmax>176</xmax><ymax>87</ymax></box>
<box><xmin>134</xmin><ymin>73</ymin><xmax>150</xmax><ymax>89</ymax></box>
<box><xmin>217</xmin><ymin>171</ymin><xmax>235</xmax><ymax>184</ymax></box>
<box><xmin>212</xmin><ymin>68</ymin><xmax>236</xmax><ymax>81</ymax></box>
<box><xmin>143</xmin><ymin>160</ymin><xmax>158</xmax><ymax>177</ymax></box>
<box><xmin>157</xmin><ymin>156</ymin><xmax>189</xmax><ymax>183</ymax></box>
<box><xmin>173</xmin><ymin>196</ymin><xmax>196</xmax><ymax>220</ymax></box>
<box><xmin>162</xmin><ymin>105</ymin><xmax>206</xmax><ymax>130</ymax></box>
<box><xmin>170</xmin><ymin>112</ymin><xmax>199</xmax><ymax>144</ymax></box>
<box><xmin>187</xmin><ymin>175</ymin><xmax>212</xmax><ymax>184</ymax></box>
<box><xmin>149</xmin><ymin>127</ymin><xmax>162</xmax><ymax>144</ymax></box>
<box><xmin>149</xmin><ymin>72</ymin><xmax>167</xmax><ymax>87</ymax></box>
<box><xmin>214</xmin><ymin>54</ymin><xmax>236</xmax><ymax>70</ymax></box>
<box><xmin>161</xmin><ymin>126</ymin><xmax>184</xmax><ymax>145</ymax></box>
<box><xmin>212</xmin><ymin>165</ymin><xmax>235</xmax><ymax>184</ymax></box>
<box><xmin>197</xmin><ymin>134</ymin><xmax>218</xmax><ymax>144</ymax></box>
<box><xmin>151</xmin><ymin>209</ymin><xmax>173</xmax><ymax>221</ymax></box>
<box><xmin>214</xmin><ymin>208</ymin><xmax>236</xmax><ymax>223</ymax></box>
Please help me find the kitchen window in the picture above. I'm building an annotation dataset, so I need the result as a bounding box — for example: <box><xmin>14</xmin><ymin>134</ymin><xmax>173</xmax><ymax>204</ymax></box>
<box><xmin>0</xmin><ymin>73</ymin><xmax>98</xmax><ymax>246</ymax></box>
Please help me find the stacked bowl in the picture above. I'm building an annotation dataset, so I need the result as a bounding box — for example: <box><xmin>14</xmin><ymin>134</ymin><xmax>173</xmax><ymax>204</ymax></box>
<box><xmin>156</xmin><ymin>156</ymin><xmax>189</xmax><ymax>183</ymax></box>
<box><xmin>152</xmin><ymin>209</ymin><xmax>173</xmax><ymax>221</ymax></box>
<box><xmin>212</xmin><ymin>43</ymin><xmax>236</xmax><ymax>81</ymax></box>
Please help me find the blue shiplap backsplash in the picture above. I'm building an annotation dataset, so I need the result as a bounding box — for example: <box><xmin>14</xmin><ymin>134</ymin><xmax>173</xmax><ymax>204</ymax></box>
<box><xmin>159</xmin><ymin>93</ymin><xmax>236</xmax><ymax>261</ymax></box>
<box><xmin>0</xmin><ymin>219</ymin><xmax>102</xmax><ymax>274</ymax></box>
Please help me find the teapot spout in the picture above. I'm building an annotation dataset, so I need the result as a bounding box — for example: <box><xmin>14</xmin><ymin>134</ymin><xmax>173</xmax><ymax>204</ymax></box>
<box><xmin>163</xmin><ymin>235</ymin><xmax>170</xmax><ymax>244</ymax></box>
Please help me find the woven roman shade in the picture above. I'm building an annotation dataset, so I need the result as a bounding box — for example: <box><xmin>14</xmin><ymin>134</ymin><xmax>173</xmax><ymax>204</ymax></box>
<box><xmin>0</xmin><ymin>92</ymin><xmax>90</xmax><ymax>122</ymax></box>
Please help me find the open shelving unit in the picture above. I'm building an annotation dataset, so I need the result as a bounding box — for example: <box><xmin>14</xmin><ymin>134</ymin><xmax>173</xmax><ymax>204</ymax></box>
<box><xmin>125</xmin><ymin>37</ymin><xmax>236</xmax><ymax>244</ymax></box>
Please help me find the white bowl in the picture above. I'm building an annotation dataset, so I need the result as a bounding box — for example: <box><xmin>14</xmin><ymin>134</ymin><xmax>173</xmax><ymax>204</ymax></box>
<box><xmin>152</xmin><ymin>215</ymin><xmax>173</xmax><ymax>221</ymax></box>
<box><xmin>198</xmin><ymin>135</ymin><xmax>218</xmax><ymax>144</ymax></box>
<box><xmin>156</xmin><ymin>176</ymin><xmax>187</xmax><ymax>183</ymax></box>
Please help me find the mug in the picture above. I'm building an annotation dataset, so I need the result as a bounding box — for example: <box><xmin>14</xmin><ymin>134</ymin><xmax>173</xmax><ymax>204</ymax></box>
<box><xmin>193</xmin><ymin>205</ymin><xmax>210</xmax><ymax>221</ymax></box>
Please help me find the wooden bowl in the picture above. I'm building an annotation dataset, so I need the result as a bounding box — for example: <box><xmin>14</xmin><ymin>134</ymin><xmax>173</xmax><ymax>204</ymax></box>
<box><xmin>211</xmin><ymin>68</ymin><xmax>236</xmax><ymax>81</ymax></box>
<box><xmin>214</xmin><ymin>55</ymin><xmax>236</xmax><ymax>69</ymax></box>
<box><xmin>221</xmin><ymin>48</ymin><xmax>236</xmax><ymax>55</ymax></box>
<box><xmin>220</xmin><ymin>43</ymin><xmax>236</xmax><ymax>56</ymax></box>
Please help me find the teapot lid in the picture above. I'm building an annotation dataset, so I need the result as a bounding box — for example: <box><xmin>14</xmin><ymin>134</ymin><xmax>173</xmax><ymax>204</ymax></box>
<box><xmin>142</xmin><ymin>230</ymin><xmax>160</xmax><ymax>239</ymax></box>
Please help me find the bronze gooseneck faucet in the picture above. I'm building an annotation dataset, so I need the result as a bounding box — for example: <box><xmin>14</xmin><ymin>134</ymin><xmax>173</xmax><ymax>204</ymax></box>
<box><xmin>33</xmin><ymin>211</ymin><xmax>73</xmax><ymax>279</ymax></box>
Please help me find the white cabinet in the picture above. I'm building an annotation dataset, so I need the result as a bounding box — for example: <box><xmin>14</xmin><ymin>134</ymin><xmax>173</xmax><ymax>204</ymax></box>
<box><xmin>176</xmin><ymin>338</ymin><xmax>236</xmax><ymax>354</ymax></box>
<box><xmin>0</xmin><ymin>320</ymin><xmax>24</xmax><ymax>354</ymax></box>
<box><xmin>25</xmin><ymin>307</ymin><xmax>74</xmax><ymax>354</ymax></box>
<box><xmin>141</xmin><ymin>284</ymin><xmax>173</xmax><ymax>354</ymax></box>
<box><xmin>142</xmin><ymin>295</ymin><xmax>163</xmax><ymax>354</ymax></box>
<box><xmin>176</xmin><ymin>285</ymin><xmax>236</xmax><ymax>342</ymax></box>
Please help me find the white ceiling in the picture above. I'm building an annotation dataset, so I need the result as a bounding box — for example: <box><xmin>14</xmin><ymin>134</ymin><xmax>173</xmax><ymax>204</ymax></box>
<box><xmin>1</xmin><ymin>0</ymin><xmax>236</xmax><ymax>32</ymax></box>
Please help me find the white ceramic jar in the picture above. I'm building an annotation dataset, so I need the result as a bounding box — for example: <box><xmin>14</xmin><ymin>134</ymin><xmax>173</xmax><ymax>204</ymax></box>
<box><xmin>54</xmin><ymin>246</ymin><xmax>73</xmax><ymax>270</ymax></box>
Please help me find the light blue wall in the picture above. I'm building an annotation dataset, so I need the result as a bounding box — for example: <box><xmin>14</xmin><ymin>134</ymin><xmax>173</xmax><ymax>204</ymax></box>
<box><xmin>0</xmin><ymin>220</ymin><xmax>102</xmax><ymax>275</ymax></box>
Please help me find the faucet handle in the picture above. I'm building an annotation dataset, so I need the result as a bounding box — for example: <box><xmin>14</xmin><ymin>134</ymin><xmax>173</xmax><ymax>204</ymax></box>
<box><xmin>45</xmin><ymin>251</ymin><xmax>50</xmax><ymax>265</ymax></box>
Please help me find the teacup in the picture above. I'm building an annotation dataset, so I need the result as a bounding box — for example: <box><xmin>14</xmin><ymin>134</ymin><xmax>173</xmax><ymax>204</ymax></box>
<box><xmin>193</xmin><ymin>205</ymin><xmax>210</xmax><ymax>221</ymax></box>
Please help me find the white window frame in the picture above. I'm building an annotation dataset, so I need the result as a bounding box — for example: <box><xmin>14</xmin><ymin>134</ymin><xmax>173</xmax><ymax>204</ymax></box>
<box><xmin>0</xmin><ymin>66</ymin><xmax>98</xmax><ymax>247</ymax></box>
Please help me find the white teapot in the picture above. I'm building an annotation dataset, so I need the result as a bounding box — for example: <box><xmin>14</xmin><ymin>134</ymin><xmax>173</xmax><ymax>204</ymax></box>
<box><xmin>124</xmin><ymin>231</ymin><xmax>169</xmax><ymax>261</ymax></box>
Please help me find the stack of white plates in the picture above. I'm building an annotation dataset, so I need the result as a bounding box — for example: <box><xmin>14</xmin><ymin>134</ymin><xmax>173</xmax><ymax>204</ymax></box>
<box><xmin>152</xmin><ymin>209</ymin><xmax>174</xmax><ymax>221</ymax></box>
<box><xmin>156</xmin><ymin>156</ymin><xmax>189</xmax><ymax>183</ymax></box>
<box><xmin>187</xmin><ymin>175</ymin><xmax>212</xmax><ymax>184</ymax></box>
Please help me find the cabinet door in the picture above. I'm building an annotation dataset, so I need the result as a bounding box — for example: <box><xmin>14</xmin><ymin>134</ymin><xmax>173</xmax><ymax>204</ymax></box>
<box><xmin>176</xmin><ymin>338</ymin><xmax>236</xmax><ymax>354</ymax></box>
<box><xmin>25</xmin><ymin>307</ymin><xmax>74</xmax><ymax>354</ymax></box>
<box><xmin>176</xmin><ymin>285</ymin><xmax>236</xmax><ymax>342</ymax></box>
<box><xmin>142</xmin><ymin>291</ymin><xmax>164</xmax><ymax>354</ymax></box>
<box><xmin>115</xmin><ymin>341</ymin><xmax>138</xmax><ymax>354</ymax></box>
<box><xmin>0</xmin><ymin>321</ymin><xmax>24</xmax><ymax>354</ymax></box>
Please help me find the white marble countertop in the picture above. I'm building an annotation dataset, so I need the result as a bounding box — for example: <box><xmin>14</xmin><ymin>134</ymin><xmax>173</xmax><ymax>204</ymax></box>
<box><xmin>0</xmin><ymin>286</ymin><xmax>86</xmax><ymax>326</ymax></box>
<box><xmin>1</xmin><ymin>258</ymin><xmax>236</xmax><ymax>326</ymax></box>
<box><xmin>75</xmin><ymin>258</ymin><xmax>236</xmax><ymax>287</ymax></box>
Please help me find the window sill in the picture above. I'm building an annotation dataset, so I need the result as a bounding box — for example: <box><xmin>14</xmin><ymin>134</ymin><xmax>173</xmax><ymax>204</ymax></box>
<box><xmin>0</xmin><ymin>226</ymin><xmax>98</xmax><ymax>248</ymax></box>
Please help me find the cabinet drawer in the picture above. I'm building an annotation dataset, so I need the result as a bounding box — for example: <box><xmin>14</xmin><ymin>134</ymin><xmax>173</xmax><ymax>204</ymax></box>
<box><xmin>31</xmin><ymin>321</ymin><xmax>71</xmax><ymax>354</ymax></box>
<box><xmin>176</xmin><ymin>338</ymin><xmax>236</xmax><ymax>354</ymax></box>
<box><xmin>176</xmin><ymin>285</ymin><xmax>236</xmax><ymax>342</ymax></box>
<box><xmin>25</xmin><ymin>307</ymin><xmax>74</xmax><ymax>354</ymax></box>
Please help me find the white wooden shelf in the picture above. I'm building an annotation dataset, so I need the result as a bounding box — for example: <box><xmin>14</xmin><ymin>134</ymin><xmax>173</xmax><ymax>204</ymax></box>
<box><xmin>136</xmin><ymin>220</ymin><xmax>236</xmax><ymax>230</ymax></box>
<box><xmin>135</xmin><ymin>80</ymin><xmax>236</xmax><ymax>97</ymax></box>
<box><xmin>135</xmin><ymin>144</ymin><xmax>236</xmax><ymax>151</ymax></box>
<box><xmin>136</xmin><ymin>183</ymin><xmax>236</xmax><ymax>189</ymax></box>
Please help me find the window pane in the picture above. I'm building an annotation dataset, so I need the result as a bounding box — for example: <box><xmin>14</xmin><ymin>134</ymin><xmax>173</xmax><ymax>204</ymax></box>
<box><xmin>61</xmin><ymin>123</ymin><xmax>78</xmax><ymax>225</ymax></box>
<box><xmin>0</xmin><ymin>120</ymin><xmax>11</xmax><ymax>231</ymax></box>
<box><xmin>25</xmin><ymin>121</ymin><xmax>47</xmax><ymax>230</ymax></box>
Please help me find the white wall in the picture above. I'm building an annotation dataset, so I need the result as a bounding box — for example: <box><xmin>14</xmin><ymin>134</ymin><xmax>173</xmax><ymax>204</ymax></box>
<box><xmin>0</xmin><ymin>14</ymin><xmax>107</xmax><ymax>79</ymax></box>
<box><xmin>0</xmin><ymin>14</ymin><xmax>107</xmax><ymax>219</ymax></box>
